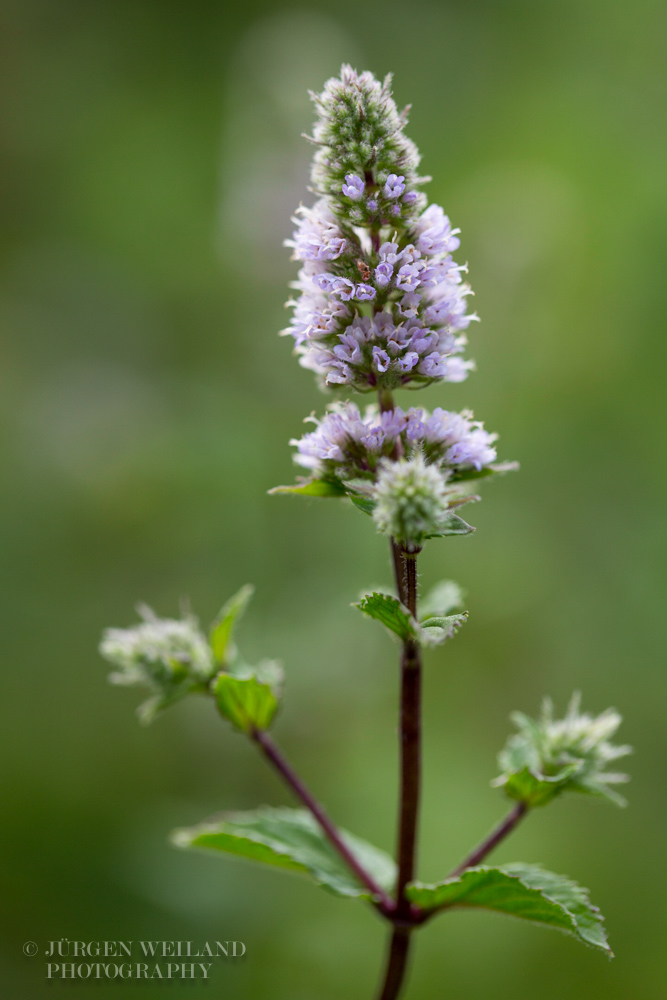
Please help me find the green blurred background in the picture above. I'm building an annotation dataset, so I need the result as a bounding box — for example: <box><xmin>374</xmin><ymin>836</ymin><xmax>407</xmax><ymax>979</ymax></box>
<box><xmin>1</xmin><ymin>1</ymin><xmax>665</xmax><ymax>996</ymax></box>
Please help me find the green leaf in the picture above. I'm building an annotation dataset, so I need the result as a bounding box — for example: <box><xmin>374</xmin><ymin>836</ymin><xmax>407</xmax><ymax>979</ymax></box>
<box><xmin>268</xmin><ymin>478</ymin><xmax>348</xmax><ymax>498</ymax></box>
<box><xmin>209</xmin><ymin>584</ymin><xmax>254</xmax><ymax>667</ymax></box>
<box><xmin>354</xmin><ymin>592</ymin><xmax>417</xmax><ymax>641</ymax></box>
<box><xmin>407</xmin><ymin>864</ymin><xmax>610</xmax><ymax>955</ymax></box>
<box><xmin>171</xmin><ymin>807</ymin><xmax>396</xmax><ymax>900</ymax></box>
<box><xmin>449</xmin><ymin>461</ymin><xmax>520</xmax><ymax>484</ymax></box>
<box><xmin>419</xmin><ymin>580</ymin><xmax>465</xmax><ymax>621</ymax></box>
<box><xmin>214</xmin><ymin>661</ymin><xmax>283</xmax><ymax>733</ymax></box>
<box><xmin>424</xmin><ymin>513</ymin><xmax>475</xmax><ymax>538</ymax></box>
<box><xmin>419</xmin><ymin>612</ymin><xmax>468</xmax><ymax>647</ymax></box>
<box><xmin>349</xmin><ymin>494</ymin><xmax>376</xmax><ymax>515</ymax></box>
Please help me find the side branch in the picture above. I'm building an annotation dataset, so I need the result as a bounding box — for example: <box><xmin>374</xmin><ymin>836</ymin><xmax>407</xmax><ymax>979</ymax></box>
<box><xmin>448</xmin><ymin>801</ymin><xmax>528</xmax><ymax>878</ymax></box>
<box><xmin>251</xmin><ymin>728</ymin><xmax>395</xmax><ymax>914</ymax></box>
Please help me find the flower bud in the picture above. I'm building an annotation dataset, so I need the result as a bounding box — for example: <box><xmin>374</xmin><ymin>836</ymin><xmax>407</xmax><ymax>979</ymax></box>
<box><xmin>372</xmin><ymin>454</ymin><xmax>454</xmax><ymax>548</ymax></box>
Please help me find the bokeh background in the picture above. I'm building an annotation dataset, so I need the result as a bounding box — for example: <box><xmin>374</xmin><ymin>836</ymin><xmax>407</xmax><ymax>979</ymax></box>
<box><xmin>2</xmin><ymin>1</ymin><xmax>666</xmax><ymax>997</ymax></box>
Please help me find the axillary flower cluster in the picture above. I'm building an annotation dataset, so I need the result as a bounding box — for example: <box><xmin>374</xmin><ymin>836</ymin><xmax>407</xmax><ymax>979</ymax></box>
<box><xmin>100</xmin><ymin>67</ymin><xmax>630</xmax><ymax>1000</ymax></box>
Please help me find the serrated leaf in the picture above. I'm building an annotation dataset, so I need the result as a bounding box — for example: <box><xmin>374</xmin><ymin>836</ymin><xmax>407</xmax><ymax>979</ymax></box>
<box><xmin>268</xmin><ymin>478</ymin><xmax>347</xmax><ymax>498</ymax></box>
<box><xmin>419</xmin><ymin>580</ymin><xmax>465</xmax><ymax>621</ymax></box>
<box><xmin>209</xmin><ymin>585</ymin><xmax>254</xmax><ymax>666</ymax></box>
<box><xmin>419</xmin><ymin>612</ymin><xmax>468</xmax><ymax>647</ymax></box>
<box><xmin>171</xmin><ymin>806</ymin><xmax>396</xmax><ymax>900</ymax></box>
<box><xmin>354</xmin><ymin>592</ymin><xmax>417</xmax><ymax>641</ymax></box>
<box><xmin>214</xmin><ymin>661</ymin><xmax>283</xmax><ymax>733</ymax></box>
<box><xmin>407</xmin><ymin>864</ymin><xmax>610</xmax><ymax>955</ymax></box>
<box><xmin>355</xmin><ymin>592</ymin><xmax>467</xmax><ymax>648</ymax></box>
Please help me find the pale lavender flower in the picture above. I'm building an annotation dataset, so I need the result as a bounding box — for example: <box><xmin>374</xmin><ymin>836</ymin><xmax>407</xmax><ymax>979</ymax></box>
<box><xmin>379</xmin><ymin>242</ymin><xmax>401</xmax><ymax>264</ymax></box>
<box><xmin>373</xmin><ymin>347</ymin><xmax>391</xmax><ymax>373</ymax></box>
<box><xmin>342</xmin><ymin>173</ymin><xmax>365</xmax><ymax>201</ymax></box>
<box><xmin>414</xmin><ymin>204</ymin><xmax>461</xmax><ymax>256</ymax></box>
<box><xmin>384</xmin><ymin>174</ymin><xmax>406</xmax><ymax>199</ymax></box>
<box><xmin>375</xmin><ymin>262</ymin><xmax>394</xmax><ymax>287</ymax></box>
<box><xmin>355</xmin><ymin>284</ymin><xmax>377</xmax><ymax>301</ymax></box>
<box><xmin>286</xmin><ymin>200</ymin><xmax>347</xmax><ymax>262</ymax></box>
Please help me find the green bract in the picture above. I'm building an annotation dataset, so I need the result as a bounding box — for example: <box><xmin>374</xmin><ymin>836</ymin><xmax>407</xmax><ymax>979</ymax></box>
<box><xmin>214</xmin><ymin>661</ymin><xmax>283</xmax><ymax>733</ymax></box>
<box><xmin>494</xmin><ymin>694</ymin><xmax>632</xmax><ymax>807</ymax></box>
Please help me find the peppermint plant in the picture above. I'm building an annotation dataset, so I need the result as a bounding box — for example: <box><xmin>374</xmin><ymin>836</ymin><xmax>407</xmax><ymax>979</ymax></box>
<box><xmin>100</xmin><ymin>67</ymin><xmax>631</xmax><ymax>1000</ymax></box>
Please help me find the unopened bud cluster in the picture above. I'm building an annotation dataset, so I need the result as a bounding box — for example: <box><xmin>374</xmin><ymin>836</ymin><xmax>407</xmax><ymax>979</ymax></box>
<box><xmin>372</xmin><ymin>454</ymin><xmax>455</xmax><ymax>548</ymax></box>
<box><xmin>495</xmin><ymin>693</ymin><xmax>632</xmax><ymax>807</ymax></box>
<box><xmin>100</xmin><ymin>608</ymin><xmax>215</xmax><ymax>721</ymax></box>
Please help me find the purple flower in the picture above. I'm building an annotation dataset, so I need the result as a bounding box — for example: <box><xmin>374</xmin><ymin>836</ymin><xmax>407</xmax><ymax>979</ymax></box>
<box><xmin>397</xmin><ymin>352</ymin><xmax>420</xmax><ymax>373</ymax></box>
<box><xmin>329</xmin><ymin>277</ymin><xmax>357</xmax><ymax>300</ymax></box>
<box><xmin>342</xmin><ymin>174</ymin><xmax>365</xmax><ymax>201</ymax></box>
<box><xmin>355</xmin><ymin>283</ymin><xmax>377</xmax><ymax>301</ymax></box>
<box><xmin>396</xmin><ymin>261</ymin><xmax>425</xmax><ymax>291</ymax></box>
<box><xmin>333</xmin><ymin>333</ymin><xmax>363</xmax><ymax>365</ymax></box>
<box><xmin>384</xmin><ymin>174</ymin><xmax>406</xmax><ymax>200</ymax></box>
<box><xmin>396</xmin><ymin>292</ymin><xmax>422</xmax><ymax>318</ymax></box>
<box><xmin>442</xmin><ymin>356</ymin><xmax>473</xmax><ymax>382</ymax></box>
<box><xmin>287</xmin><ymin>200</ymin><xmax>347</xmax><ymax>262</ymax></box>
<box><xmin>417</xmin><ymin>352</ymin><xmax>447</xmax><ymax>378</ymax></box>
<box><xmin>415</xmin><ymin>204</ymin><xmax>461</xmax><ymax>256</ymax></box>
<box><xmin>324</xmin><ymin>361</ymin><xmax>354</xmax><ymax>384</ymax></box>
<box><xmin>372</xmin><ymin>346</ymin><xmax>391</xmax><ymax>373</ymax></box>
<box><xmin>374</xmin><ymin>262</ymin><xmax>394</xmax><ymax>288</ymax></box>
<box><xmin>367</xmin><ymin>198</ymin><xmax>378</xmax><ymax>212</ymax></box>
<box><xmin>402</xmin><ymin>191</ymin><xmax>418</xmax><ymax>205</ymax></box>
<box><xmin>379</xmin><ymin>242</ymin><xmax>401</xmax><ymax>264</ymax></box>
<box><xmin>446</xmin><ymin>428</ymin><xmax>497</xmax><ymax>469</ymax></box>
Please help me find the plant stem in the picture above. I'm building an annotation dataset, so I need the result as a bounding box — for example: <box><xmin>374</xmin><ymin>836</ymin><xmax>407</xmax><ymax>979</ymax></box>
<box><xmin>395</xmin><ymin>548</ymin><xmax>421</xmax><ymax>912</ymax></box>
<box><xmin>251</xmin><ymin>727</ymin><xmax>395</xmax><ymax>914</ymax></box>
<box><xmin>377</xmin><ymin>928</ymin><xmax>411</xmax><ymax>1000</ymax></box>
<box><xmin>448</xmin><ymin>801</ymin><xmax>528</xmax><ymax>878</ymax></box>
<box><xmin>376</xmin><ymin>542</ymin><xmax>423</xmax><ymax>999</ymax></box>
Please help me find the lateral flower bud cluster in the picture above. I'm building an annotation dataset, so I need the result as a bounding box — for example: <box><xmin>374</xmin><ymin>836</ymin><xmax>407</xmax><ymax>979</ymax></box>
<box><xmin>372</xmin><ymin>454</ymin><xmax>456</xmax><ymax>549</ymax></box>
<box><xmin>494</xmin><ymin>693</ymin><xmax>632</xmax><ymax>808</ymax></box>
<box><xmin>283</xmin><ymin>66</ymin><xmax>477</xmax><ymax>392</ymax></box>
<box><xmin>100</xmin><ymin>607</ymin><xmax>215</xmax><ymax>722</ymax></box>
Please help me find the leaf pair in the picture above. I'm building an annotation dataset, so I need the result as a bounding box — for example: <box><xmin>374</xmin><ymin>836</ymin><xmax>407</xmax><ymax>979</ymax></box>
<box><xmin>173</xmin><ymin>807</ymin><xmax>610</xmax><ymax>954</ymax></box>
<box><xmin>355</xmin><ymin>581</ymin><xmax>467</xmax><ymax>648</ymax></box>
<box><xmin>269</xmin><ymin>477</ymin><xmax>477</xmax><ymax>535</ymax></box>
